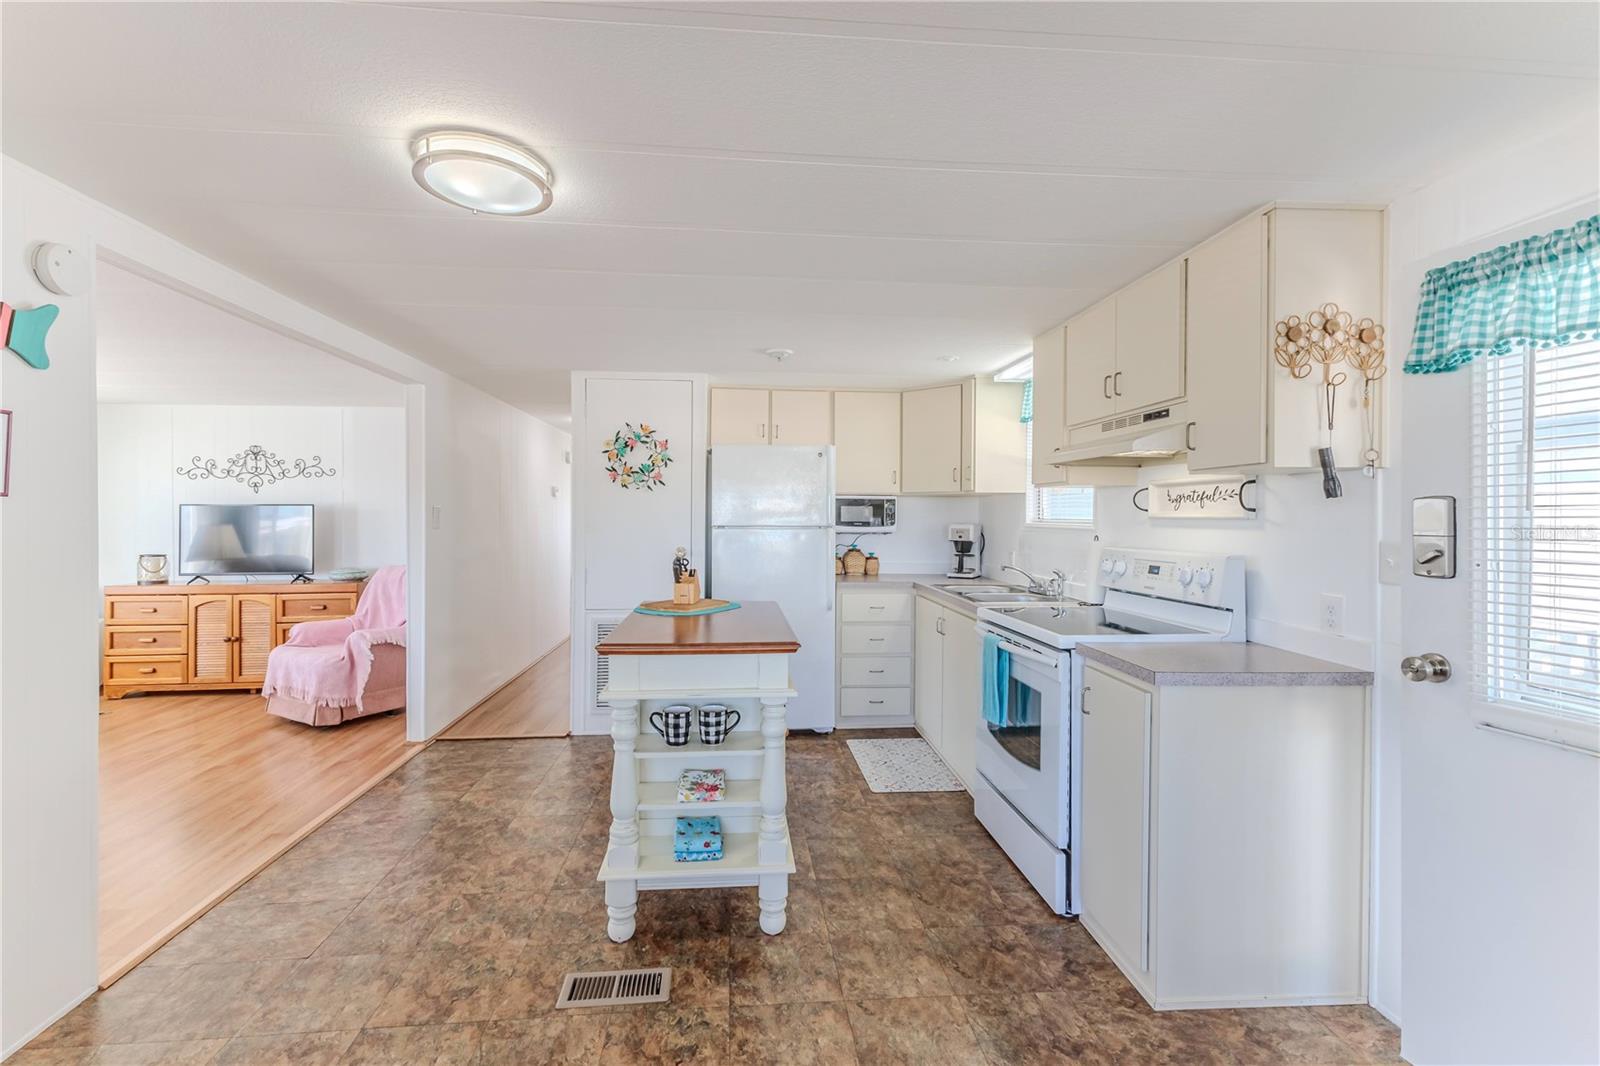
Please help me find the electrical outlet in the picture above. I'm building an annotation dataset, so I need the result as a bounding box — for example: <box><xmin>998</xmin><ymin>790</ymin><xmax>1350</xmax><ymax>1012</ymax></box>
<box><xmin>1320</xmin><ymin>593</ymin><xmax>1345</xmax><ymax>634</ymax></box>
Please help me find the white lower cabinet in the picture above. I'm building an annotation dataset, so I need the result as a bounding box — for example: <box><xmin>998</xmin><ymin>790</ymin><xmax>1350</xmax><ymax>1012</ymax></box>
<box><xmin>913</xmin><ymin>593</ymin><xmax>979</xmax><ymax>789</ymax></box>
<box><xmin>1078</xmin><ymin>660</ymin><xmax>1369</xmax><ymax>1010</ymax></box>
<box><xmin>836</xmin><ymin>588</ymin><xmax>914</xmax><ymax>726</ymax></box>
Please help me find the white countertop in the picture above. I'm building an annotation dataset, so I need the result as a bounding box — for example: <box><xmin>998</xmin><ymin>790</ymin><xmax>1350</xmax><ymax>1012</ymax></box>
<box><xmin>1077</xmin><ymin>642</ymin><xmax>1374</xmax><ymax>687</ymax></box>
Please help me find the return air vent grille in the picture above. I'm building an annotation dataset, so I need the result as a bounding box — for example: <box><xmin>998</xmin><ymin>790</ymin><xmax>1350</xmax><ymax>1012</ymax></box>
<box><xmin>593</xmin><ymin>620</ymin><xmax>618</xmax><ymax>702</ymax></box>
<box><xmin>555</xmin><ymin>967</ymin><xmax>672</xmax><ymax>1009</ymax></box>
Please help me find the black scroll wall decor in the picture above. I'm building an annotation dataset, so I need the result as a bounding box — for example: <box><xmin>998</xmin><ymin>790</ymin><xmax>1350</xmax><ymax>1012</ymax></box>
<box><xmin>1133</xmin><ymin>477</ymin><xmax>1258</xmax><ymax>517</ymax></box>
<box><xmin>177</xmin><ymin>444</ymin><xmax>335</xmax><ymax>494</ymax></box>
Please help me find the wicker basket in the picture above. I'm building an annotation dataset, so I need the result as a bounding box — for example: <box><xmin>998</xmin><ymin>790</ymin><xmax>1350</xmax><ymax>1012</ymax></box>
<box><xmin>842</xmin><ymin>546</ymin><xmax>867</xmax><ymax>576</ymax></box>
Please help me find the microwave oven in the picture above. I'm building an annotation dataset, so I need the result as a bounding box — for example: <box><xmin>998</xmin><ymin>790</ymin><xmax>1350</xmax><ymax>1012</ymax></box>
<box><xmin>836</xmin><ymin>496</ymin><xmax>896</xmax><ymax>533</ymax></box>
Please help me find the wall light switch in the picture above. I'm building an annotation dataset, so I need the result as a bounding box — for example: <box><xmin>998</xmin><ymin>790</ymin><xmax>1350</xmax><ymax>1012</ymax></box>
<box><xmin>550</xmin><ymin>485</ymin><xmax>560</xmax><ymax>498</ymax></box>
<box><xmin>1320</xmin><ymin>593</ymin><xmax>1345</xmax><ymax>634</ymax></box>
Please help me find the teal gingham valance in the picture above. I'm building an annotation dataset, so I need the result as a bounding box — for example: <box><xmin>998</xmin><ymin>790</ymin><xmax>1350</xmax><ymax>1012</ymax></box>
<box><xmin>1020</xmin><ymin>379</ymin><xmax>1033</xmax><ymax>423</ymax></box>
<box><xmin>1405</xmin><ymin>215</ymin><xmax>1600</xmax><ymax>374</ymax></box>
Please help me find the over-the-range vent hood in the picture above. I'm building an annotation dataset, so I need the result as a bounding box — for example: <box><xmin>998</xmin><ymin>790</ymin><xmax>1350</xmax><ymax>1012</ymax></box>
<box><xmin>1049</xmin><ymin>403</ymin><xmax>1190</xmax><ymax>467</ymax></box>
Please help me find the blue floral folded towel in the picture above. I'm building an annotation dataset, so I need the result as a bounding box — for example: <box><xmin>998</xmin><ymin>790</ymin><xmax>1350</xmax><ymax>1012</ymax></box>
<box><xmin>674</xmin><ymin>816</ymin><xmax>723</xmax><ymax>862</ymax></box>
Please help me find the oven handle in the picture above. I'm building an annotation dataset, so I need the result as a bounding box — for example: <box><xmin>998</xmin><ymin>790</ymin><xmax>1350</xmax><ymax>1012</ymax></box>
<box><xmin>977</xmin><ymin>625</ymin><xmax>1060</xmax><ymax>671</ymax></box>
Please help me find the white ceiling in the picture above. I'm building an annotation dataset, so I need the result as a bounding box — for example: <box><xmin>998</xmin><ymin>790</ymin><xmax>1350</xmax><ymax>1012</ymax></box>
<box><xmin>4</xmin><ymin>2</ymin><xmax>1595</xmax><ymax>423</ymax></box>
<box><xmin>96</xmin><ymin>261</ymin><xmax>406</xmax><ymax>407</ymax></box>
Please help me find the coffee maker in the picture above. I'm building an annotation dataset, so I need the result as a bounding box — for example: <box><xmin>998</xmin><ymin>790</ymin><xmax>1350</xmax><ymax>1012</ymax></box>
<box><xmin>946</xmin><ymin>523</ymin><xmax>984</xmax><ymax>579</ymax></box>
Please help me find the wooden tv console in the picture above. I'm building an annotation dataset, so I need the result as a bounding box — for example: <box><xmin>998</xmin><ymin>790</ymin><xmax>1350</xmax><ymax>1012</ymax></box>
<box><xmin>102</xmin><ymin>581</ymin><xmax>363</xmax><ymax>699</ymax></box>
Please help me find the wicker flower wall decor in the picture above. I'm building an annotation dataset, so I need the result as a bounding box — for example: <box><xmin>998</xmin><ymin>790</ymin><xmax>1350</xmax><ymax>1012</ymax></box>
<box><xmin>603</xmin><ymin>422</ymin><xmax>673</xmax><ymax>490</ymax></box>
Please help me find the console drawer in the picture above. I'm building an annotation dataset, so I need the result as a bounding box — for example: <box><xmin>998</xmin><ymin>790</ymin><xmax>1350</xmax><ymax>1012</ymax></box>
<box><xmin>105</xmin><ymin>626</ymin><xmax>186</xmax><ymax>655</ymax></box>
<box><xmin>278</xmin><ymin>593</ymin><xmax>357</xmax><ymax>622</ymax></box>
<box><xmin>105</xmin><ymin>656</ymin><xmax>187</xmax><ymax>685</ymax></box>
<box><xmin>107</xmin><ymin>597</ymin><xmax>186</xmax><ymax>625</ymax></box>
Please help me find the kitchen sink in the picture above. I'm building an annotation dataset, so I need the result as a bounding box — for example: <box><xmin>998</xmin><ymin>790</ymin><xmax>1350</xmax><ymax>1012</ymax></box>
<box><xmin>936</xmin><ymin>583</ymin><xmax>1012</xmax><ymax>595</ymax></box>
<box><xmin>961</xmin><ymin>592</ymin><xmax>1057</xmax><ymax>603</ymax></box>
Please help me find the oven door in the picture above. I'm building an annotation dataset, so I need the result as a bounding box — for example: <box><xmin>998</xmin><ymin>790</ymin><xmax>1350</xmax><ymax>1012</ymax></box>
<box><xmin>975</xmin><ymin>625</ymin><xmax>1069</xmax><ymax>847</ymax></box>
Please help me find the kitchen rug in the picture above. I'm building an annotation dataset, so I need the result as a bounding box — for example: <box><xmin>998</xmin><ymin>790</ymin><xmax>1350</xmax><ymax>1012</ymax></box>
<box><xmin>846</xmin><ymin>738</ymin><xmax>964</xmax><ymax>793</ymax></box>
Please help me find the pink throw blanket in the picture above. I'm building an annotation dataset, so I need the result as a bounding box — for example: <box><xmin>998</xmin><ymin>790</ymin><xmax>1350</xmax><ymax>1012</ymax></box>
<box><xmin>262</xmin><ymin>566</ymin><xmax>407</xmax><ymax>710</ymax></box>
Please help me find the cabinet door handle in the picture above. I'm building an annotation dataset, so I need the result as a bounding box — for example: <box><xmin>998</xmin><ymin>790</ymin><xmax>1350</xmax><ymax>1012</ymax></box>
<box><xmin>1185</xmin><ymin>421</ymin><xmax>1196</xmax><ymax>451</ymax></box>
<box><xmin>1103</xmin><ymin>375</ymin><xmax>1112</xmax><ymax>399</ymax></box>
<box><xmin>759</xmin><ymin>422</ymin><xmax>767</xmax><ymax>440</ymax></box>
<box><xmin>1113</xmin><ymin>371</ymin><xmax>1122</xmax><ymax>396</ymax></box>
<box><xmin>773</xmin><ymin>423</ymin><xmax>780</xmax><ymax>441</ymax></box>
<box><xmin>951</xmin><ymin>466</ymin><xmax>958</xmax><ymax>483</ymax></box>
<box><xmin>936</xmin><ymin>618</ymin><xmax>945</xmax><ymax>635</ymax></box>
<box><xmin>891</xmin><ymin>470</ymin><xmax>897</xmax><ymax>486</ymax></box>
<box><xmin>1082</xmin><ymin>684</ymin><xmax>1091</xmax><ymax>714</ymax></box>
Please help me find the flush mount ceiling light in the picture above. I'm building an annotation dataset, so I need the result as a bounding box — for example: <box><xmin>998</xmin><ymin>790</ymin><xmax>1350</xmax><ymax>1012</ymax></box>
<box><xmin>764</xmin><ymin>348</ymin><xmax>794</xmax><ymax>364</ymax></box>
<box><xmin>410</xmin><ymin>130</ymin><xmax>553</xmax><ymax>216</ymax></box>
<box><xmin>938</xmin><ymin>355</ymin><xmax>962</xmax><ymax>363</ymax></box>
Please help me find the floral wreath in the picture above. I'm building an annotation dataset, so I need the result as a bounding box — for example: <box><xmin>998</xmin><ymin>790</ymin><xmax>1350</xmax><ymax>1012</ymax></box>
<box><xmin>603</xmin><ymin>422</ymin><xmax>673</xmax><ymax>490</ymax></box>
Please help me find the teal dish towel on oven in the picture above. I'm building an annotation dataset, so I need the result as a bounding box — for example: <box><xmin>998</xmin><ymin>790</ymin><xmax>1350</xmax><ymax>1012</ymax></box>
<box><xmin>982</xmin><ymin>633</ymin><xmax>1012</xmax><ymax>728</ymax></box>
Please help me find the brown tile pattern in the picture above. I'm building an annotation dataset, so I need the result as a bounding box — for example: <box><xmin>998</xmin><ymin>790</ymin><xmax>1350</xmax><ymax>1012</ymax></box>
<box><xmin>33</xmin><ymin>732</ymin><xmax>1400</xmax><ymax>1063</ymax></box>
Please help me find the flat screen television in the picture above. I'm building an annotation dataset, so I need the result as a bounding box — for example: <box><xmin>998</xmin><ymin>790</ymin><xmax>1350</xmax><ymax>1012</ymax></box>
<box><xmin>178</xmin><ymin>503</ymin><xmax>314</xmax><ymax>577</ymax></box>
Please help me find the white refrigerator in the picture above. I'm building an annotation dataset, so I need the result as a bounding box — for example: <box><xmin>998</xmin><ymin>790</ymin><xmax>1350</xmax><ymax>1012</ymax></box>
<box><xmin>707</xmin><ymin>445</ymin><xmax>836</xmax><ymax>732</ymax></box>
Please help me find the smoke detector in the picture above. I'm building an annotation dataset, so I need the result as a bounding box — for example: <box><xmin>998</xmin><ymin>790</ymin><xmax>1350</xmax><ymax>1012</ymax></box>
<box><xmin>764</xmin><ymin>348</ymin><xmax>794</xmax><ymax>364</ymax></box>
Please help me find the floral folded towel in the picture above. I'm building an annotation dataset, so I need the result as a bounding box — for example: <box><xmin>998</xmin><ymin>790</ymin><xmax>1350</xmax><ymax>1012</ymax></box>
<box><xmin>677</xmin><ymin>769</ymin><xmax>725</xmax><ymax>804</ymax></box>
<box><xmin>673</xmin><ymin>816</ymin><xmax>723</xmax><ymax>862</ymax></box>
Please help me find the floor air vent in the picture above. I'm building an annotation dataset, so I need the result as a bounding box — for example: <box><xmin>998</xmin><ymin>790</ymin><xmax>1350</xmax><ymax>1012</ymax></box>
<box><xmin>555</xmin><ymin>967</ymin><xmax>672</xmax><ymax>1009</ymax></box>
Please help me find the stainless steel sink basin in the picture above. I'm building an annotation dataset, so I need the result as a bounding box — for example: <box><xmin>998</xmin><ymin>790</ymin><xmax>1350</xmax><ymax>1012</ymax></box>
<box><xmin>962</xmin><ymin>592</ymin><xmax>1056</xmax><ymax>603</ymax></box>
<box><xmin>937</xmin><ymin>584</ymin><xmax>1012</xmax><ymax>595</ymax></box>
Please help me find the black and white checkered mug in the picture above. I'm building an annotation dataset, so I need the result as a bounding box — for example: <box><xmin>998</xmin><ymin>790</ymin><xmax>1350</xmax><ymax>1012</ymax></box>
<box><xmin>696</xmin><ymin>704</ymin><xmax>742</xmax><ymax>745</ymax></box>
<box><xmin>649</xmin><ymin>705</ymin><xmax>693</xmax><ymax>746</ymax></box>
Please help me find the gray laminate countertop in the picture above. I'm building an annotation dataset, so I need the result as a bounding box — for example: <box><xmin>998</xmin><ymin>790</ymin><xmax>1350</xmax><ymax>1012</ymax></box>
<box><xmin>835</xmin><ymin>572</ymin><xmax>997</xmax><ymax>615</ymax></box>
<box><xmin>1077</xmin><ymin>643</ymin><xmax>1374</xmax><ymax>687</ymax></box>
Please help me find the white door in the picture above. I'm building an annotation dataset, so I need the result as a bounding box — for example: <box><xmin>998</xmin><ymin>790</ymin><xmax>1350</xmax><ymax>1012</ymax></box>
<box><xmin>1079</xmin><ymin>663</ymin><xmax>1152</xmax><ymax>977</ymax></box>
<box><xmin>770</xmin><ymin>390</ymin><xmax>832</xmax><ymax>445</ymax></box>
<box><xmin>914</xmin><ymin>597</ymin><xmax>943</xmax><ymax>751</ymax></box>
<box><xmin>1396</xmin><ymin>248</ymin><xmax>1599</xmax><ymax>1058</ymax></box>
<box><xmin>1064</xmin><ymin>298</ymin><xmax>1117</xmax><ymax>427</ymax></box>
<box><xmin>710</xmin><ymin>387</ymin><xmax>770</xmax><ymax>445</ymax></box>
<box><xmin>1113</xmin><ymin>259</ymin><xmax>1185</xmax><ymax>413</ymax></box>
<box><xmin>901</xmin><ymin>383</ymin><xmax>962</xmax><ymax>494</ymax></box>
<box><xmin>833</xmin><ymin>391</ymin><xmax>901</xmax><ymax>494</ymax></box>
<box><xmin>940</xmin><ymin>613</ymin><xmax>980</xmax><ymax>788</ymax></box>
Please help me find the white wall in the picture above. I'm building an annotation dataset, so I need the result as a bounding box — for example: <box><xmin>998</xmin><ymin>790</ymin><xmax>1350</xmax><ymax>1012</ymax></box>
<box><xmin>1386</xmin><ymin>111</ymin><xmax>1599</xmax><ymax>1062</ymax></box>
<box><xmin>96</xmin><ymin>404</ymin><xmax>406</xmax><ymax>586</ymax></box>
<box><xmin>0</xmin><ymin>157</ymin><xmax>570</xmax><ymax>1055</ymax></box>
<box><xmin>839</xmin><ymin>495</ymin><xmax>980</xmax><ymax>575</ymax></box>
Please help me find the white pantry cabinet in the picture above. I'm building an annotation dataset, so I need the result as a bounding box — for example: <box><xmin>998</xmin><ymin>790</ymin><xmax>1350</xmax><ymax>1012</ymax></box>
<box><xmin>833</xmin><ymin>391</ymin><xmax>901</xmax><ymax>495</ymax></box>
<box><xmin>1064</xmin><ymin>261</ymin><xmax>1185</xmax><ymax>428</ymax></box>
<box><xmin>912</xmin><ymin>594</ymin><xmax>979</xmax><ymax>789</ymax></box>
<box><xmin>709</xmin><ymin>387</ymin><xmax>772</xmax><ymax>445</ymax></box>
<box><xmin>1030</xmin><ymin>325</ymin><xmax>1068</xmax><ymax>486</ymax></box>
<box><xmin>770</xmin><ymin>390</ymin><xmax>832</xmax><ymax>445</ymax></box>
<box><xmin>1078</xmin><ymin>659</ymin><xmax>1369</xmax><ymax>1010</ymax></box>
<box><xmin>1184</xmin><ymin>205</ymin><xmax>1385</xmax><ymax>473</ymax></box>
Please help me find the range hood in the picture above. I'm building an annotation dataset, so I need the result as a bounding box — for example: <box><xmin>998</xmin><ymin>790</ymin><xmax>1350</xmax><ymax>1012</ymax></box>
<box><xmin>1049</xmin><ymin>403</ymin><xmax>1190</xmax><ymax>467</ymax></box>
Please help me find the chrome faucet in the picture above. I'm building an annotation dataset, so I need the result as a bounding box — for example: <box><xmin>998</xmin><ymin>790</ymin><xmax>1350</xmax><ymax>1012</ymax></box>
<box><xmin>1001</xmin><ymin>564</ymin><xmax>1068</xmax><ymax>599</ymax></box>
<box><xmin>1001</xmin><ymin>564</ymin><xmax>1045</xmax><ymax>593</ymax></box>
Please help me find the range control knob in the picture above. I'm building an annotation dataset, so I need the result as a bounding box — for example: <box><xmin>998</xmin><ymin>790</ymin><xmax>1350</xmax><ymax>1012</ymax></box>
<box><xmin>1195</xmin><ymin>567</ymin><xmax>1214</xmax><ymax>590</ymax></box>
<box><xmin>1111</xmin><ymin>558</ymin><xmax>1128</xmax><ymax>578</ymax></box>
<box><xmin>1176</xmin><ymin>565</ymin><xmax>1194</xmax><ymax>586</ymax></box>
<box><xmin>1100</xmin><ymin>557</ymin><xmax>1115</xmax><ymax>576</ymax></box>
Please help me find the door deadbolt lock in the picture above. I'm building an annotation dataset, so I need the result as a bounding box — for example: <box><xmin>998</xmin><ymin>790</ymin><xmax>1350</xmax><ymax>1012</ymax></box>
<box><xmin>1400</xmin><ymin>653</ymin><xmax>1452</xmax><ymax>683</ymax></box>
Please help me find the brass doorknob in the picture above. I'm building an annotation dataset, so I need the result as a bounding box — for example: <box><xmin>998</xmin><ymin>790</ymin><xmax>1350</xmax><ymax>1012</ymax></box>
<box><xmin>1400</xmin><ymin>653</ymin><xmax>1452</xmax><ymax>683</ymax></box>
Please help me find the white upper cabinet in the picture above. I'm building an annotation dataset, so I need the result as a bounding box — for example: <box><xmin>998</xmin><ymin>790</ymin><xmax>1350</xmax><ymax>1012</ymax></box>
<box><xmin>1065</xmin><ymin>298</ymin><xmax>1118</xmax><ymax>427</ymax></box>
<box><xmin>1113</xmin><ymin>259</ymin><xmax>1185</xmax><ymax>413</ymax></box>
<box><xmin>1185</xmin><ymin>215</ymin><xmax>1269</xmax><ymax>471</ymax></box>
<box><xmin>901</xmin><ymin>383</ymin><xmax>964</xmax><ymax>493</ymax></box>
<box><xmin>1030</xmin><ymin>325</ymin><xmax>1068</xmax><ymax>486</ymax></box>
<box><xmin>964</xmin><ymin>376</ymin><xmax>1028</xmax><ymax>494</ymax></box>
<box><xmin>769</xmin><ymin>390</ymin><xmax>832</xmax><ymax>445</ymax></box>
<box><xmin>834</xmin><ymin>391</ymin><xmax>901</xmax><ymax>494</ymax></box>
<box><xmin>709</xmin><ymin>387</ymin><xmax>770</xmax><ymax>445</ymax></box>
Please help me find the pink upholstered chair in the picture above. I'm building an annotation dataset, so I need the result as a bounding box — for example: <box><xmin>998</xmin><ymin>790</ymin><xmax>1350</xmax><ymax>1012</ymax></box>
<box><xmin>262</xmin><ymin>566</ymin><xmax>407</xmax><ymax>726</ymax></box>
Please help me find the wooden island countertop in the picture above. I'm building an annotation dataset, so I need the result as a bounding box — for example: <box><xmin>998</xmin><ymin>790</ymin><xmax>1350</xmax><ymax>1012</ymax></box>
<box><xmin>596</xmin><ymin>601</ymin><xmax>800</xmax><ymax>656</ymax></box>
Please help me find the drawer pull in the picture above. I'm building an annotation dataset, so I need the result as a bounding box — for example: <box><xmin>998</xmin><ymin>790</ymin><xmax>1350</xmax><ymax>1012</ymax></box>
<box><xmin>309</xmin><ymin>604</ymin><xmax>328</xmax><ymax>611</ymax></box>
<box><xmin>138</xmin><ymin>637</ymin><xmax>157</xmax><ymax>644</ymax></box>
<box><xmin>868</xmin><ymin>637</ymin><xmax>885</xmax><ymax>642</ymax></box>
<box><xmin>139</xmin><ymin>667</ymin><xmax>157</xmax><ymax>674</ymax></box>
<box><xmin>868</xmin><ymin>699</ymin><xmax>885</xmax><ymax>705</ymax></box>
<box><xmin>868</xmin><ymin>605</ymin><xmax>885</xmax><ymax>610</ymax></box>
<box><xmin>139</xmin><ymin>607</ymin><xmax>157</xmax><ymax>613</ymax></box>
<box><xmin>868</xmin><ymin>669</ymin><xmax>885</xmax><ymax>674</ymax></box>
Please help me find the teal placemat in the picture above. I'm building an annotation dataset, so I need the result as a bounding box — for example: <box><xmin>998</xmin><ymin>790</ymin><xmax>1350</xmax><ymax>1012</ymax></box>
<box><xmin>634</xmin><ymin>601</ymin><xmax>742</xmax><ymax>617</ymax></box>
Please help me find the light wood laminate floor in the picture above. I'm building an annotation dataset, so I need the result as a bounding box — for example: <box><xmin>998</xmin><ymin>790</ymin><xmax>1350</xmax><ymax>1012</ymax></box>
<box><xmin>99</xmin><ymin>691</ymin><xmax>420</xmax><ymax>986</ymax></box>
<box><xmin>438</xmin><ymin>641</ymin><xmax>570</xmax><ymax>740</ymax></box>
<box><xmin>31</xmin><ymin>731</ymin><xmax>1402</xmax><ymax>1064</ymax></box>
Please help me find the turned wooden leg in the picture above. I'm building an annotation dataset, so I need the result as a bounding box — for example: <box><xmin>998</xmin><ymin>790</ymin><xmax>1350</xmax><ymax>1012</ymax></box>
<box><xmin>758</xmin><ymin>873</ymin><xmax>788</xmax><ymax>936</ymax></box>
<box><xmin>606</xmin><ymin>699</ymin><xmax>640</xmax><ymax>872</ymax></box>
<box><xmin>757</xmin><ymin>696</ymin><xmax>789</xmax><ymax>866</ymax></box>
<box><xmin>606</xmin><ymin>879</ymin><xmax>638</xmax><ymax>942</ymax></box>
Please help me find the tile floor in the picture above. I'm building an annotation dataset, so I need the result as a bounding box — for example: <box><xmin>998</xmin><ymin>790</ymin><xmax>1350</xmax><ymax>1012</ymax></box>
<box><xmin>20</xmin><ymin>731</ymin><xmax>1402</xmax><ymax>1064</ymax></box>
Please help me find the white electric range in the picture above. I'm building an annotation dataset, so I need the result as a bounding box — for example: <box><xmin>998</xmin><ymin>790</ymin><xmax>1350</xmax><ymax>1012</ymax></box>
<box><xmin>971</xmin><ymin>548</ymin><xmax>1246</xmax><ymax>914</ymax></box>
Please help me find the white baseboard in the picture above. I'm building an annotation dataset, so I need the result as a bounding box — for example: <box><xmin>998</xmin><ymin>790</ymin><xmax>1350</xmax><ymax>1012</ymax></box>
<box><xmin>3</xmin><ymin>983</ymin><xmax>95</xmax><ymax>1060</ymax></box>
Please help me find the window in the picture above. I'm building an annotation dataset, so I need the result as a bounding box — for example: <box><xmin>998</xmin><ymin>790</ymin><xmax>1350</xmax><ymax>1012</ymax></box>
<box><xmin>1024</xmin><ymin>420</ymin><xmax>1094</xmax><ymax>527</ymax></box>
<box><xmin>1474</xmin><ymin>340</ymin><xmax>1600</xmax><ymax>723</ymax></box>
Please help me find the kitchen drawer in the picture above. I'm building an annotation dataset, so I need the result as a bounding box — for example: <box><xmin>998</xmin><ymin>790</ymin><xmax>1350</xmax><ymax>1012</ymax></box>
<box><xmin>278</xmin><ymin>593</ymin><xmax>357</xmax><ymax>622</ymax></box>
<box><xmin>104</xmin><ymin>656</ymin><xmax>187</xmax><ymax>685</ymax></box>
<box><xmin>107</xmin><ymin>596</ymin><xmax>187</xmax><ymax>625</ymax></box>
<box><xmin>839</xmin><ymin>657</ymin><xmax>912</xmax><ymax>687</ymax></box>
<box><xmin>105</xmin><ymin>625</ymin><xmax>186</xmax><ymax>655</ymax></box>
<box><xmin>840</xmin><ymin>625</ymin><xmax>912</xmax><ymax>656</ymax></box>
<box><xmin>840</xmin><ymin>592</ymin><xmax>912</xmax><ymax>624</ymax></box>
<box><xmin>840</xmin><ymin>686</ymin><xmax>912</xmax><ymax>718</ymax></box>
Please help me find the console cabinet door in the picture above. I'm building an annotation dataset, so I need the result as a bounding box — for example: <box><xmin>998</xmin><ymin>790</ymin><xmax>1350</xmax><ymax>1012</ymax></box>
<box><xmin>901</xmin><ymin>383</ymin><xmax>963</xmax><ymax>494</ymax></box>
<box><xmin>1080</xmin><ymin>664</ymin><xmax>1154</xmax><ymax>976</ymax></box>
<box><xmin>913</xmin><ymin>597</ymin><xmax>944</xmax><ymax>753</ymax></box>
<box><xmin>233</xmin><ymin>594</ymin><xmax>276</xmax><ymax>683</ymax></box>
<box><xmin>770</xmin><ymin>390</ymin><xmax>832</xmax><ymax>445</ymax></box>
<box><xmin>833</xmin><ymin>391</ymin><xmax>901</xmax><ymax>494</ymax></box>
<box><xmin>1064</xmin><ymin>298</ymin><xmax>1118</xmax><ymax>427</ymax></box>
<box><xmin>939</xmin><ymin>614</ymin><xmax>980</xmax><ymax>788</ymax></box>
<box><xmin>710</xmin><ymin>388</ymin><xmax>770</xmax><ymax>445</ymax></box>
<box><xmin>189</xmin><ymin>594</ymin><xmax>234</xmax><ymax>684</ymax></box>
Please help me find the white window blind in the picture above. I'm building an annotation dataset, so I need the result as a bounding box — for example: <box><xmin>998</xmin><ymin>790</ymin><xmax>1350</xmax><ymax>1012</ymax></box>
<box><xmin>1025</xmin><ymin>421</ymin><xmax>1094</xmax><ymax>526</ymax></box>
<box><xmin>1473</xmin><ymin>339</ymin><xmax>1600</xmax><ymax>722</ymax></box>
